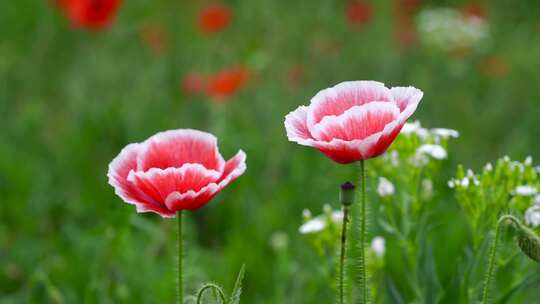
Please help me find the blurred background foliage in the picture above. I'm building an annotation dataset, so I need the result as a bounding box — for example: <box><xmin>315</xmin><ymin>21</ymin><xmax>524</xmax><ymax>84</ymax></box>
<box><xmin>1</xmin><ymin>0</ymin><xmax>540</xmax><ymax>303</ymax></box>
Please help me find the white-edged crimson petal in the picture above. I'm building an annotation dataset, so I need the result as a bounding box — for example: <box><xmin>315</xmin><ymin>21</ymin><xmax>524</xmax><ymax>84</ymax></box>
<box><xmin>307</xmin><ymin>81</ymin><xmax>394</xmax><ymax>129</ymax></box>
<box><xmin>310</xmin><ymin>102</ymin><xmax>400</xmax><ymax>142</ymax></box>
<box><xmin>107</xmin><ymin>143</ymin><xmax>156</xmax><ymax>206</ymax></box>
<box><xmin>136</xmin><ymin>129</ymin><xmax>225</xmax><ymax>172</ymax></box>
<box><xmin>136</xmin><ymin>203</ymin><xmax>177</xmax><ymax>218</ymax></box>
<box><xmin>284</xmin><ymin>106</ymin><xmax>312</xmax><ymax>142</ymax></box>
<box><xmin>374</xmin><ymin>86</ymin><xmax>424</xmax><ymax>153</ymax></box>
<box><xmin>127</xmin><ymin>164</ymin><xmax>221</xmax><ymax>208</ymax></box>
<box><xmin>165</xmin><ymin>150</ymin><xmax>247</xmax><ymax>211</ymax></box>
<box><xmin>390</xmin><ymin>86</ymin><xmax>423</xmax><ymax>111</ymax></box>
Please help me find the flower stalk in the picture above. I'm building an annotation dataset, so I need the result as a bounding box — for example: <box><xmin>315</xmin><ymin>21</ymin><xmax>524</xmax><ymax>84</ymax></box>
<box><xmin>177</xmin><ymin>211</ymin><xmax>184</xmax><ymax>304</ymax></box>
<box><xmin>358</xmin><ymin>160</ymin><xmax>368</xmax><ymax>304</ymax></box>
<box><xmin>481</xmin><ymin>214</ymin><xmax>519</xmax><ymax>304</ymax></box>
<box><xmin>339</xmin><ymin>182</ymin><xmax>355</xmax><ymax>304</ymax></box>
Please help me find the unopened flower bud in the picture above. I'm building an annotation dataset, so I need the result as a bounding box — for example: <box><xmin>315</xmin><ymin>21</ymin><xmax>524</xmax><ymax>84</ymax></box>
<box><xmin>340</xmin><ymin>182</ymin><xmax>355</xmax><ymax>206</ymax></box>
<box><xmin>516</xmin><ymin>225</ymin><xmax>540</xmax><ymax>262</ymax></box>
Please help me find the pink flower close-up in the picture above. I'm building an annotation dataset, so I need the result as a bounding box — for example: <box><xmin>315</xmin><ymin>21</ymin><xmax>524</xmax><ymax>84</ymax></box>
<box><xmin>285</xmin><ymin>81</ymin><xmax>423</xmax><ymax>164</ymax></box>
<box><xmin>108</xmin><ymin>129</ymin><xmax>246</xmax><ymax>218</ymax></box>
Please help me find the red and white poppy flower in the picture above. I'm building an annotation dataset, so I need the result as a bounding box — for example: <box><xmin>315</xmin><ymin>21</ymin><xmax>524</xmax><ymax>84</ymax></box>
<box><xmin>285</xmin><ymin>81</ymin><xmax>423</xmax><ymax>164</ymax></box>
<box><xmin>108</xmin><ymin>129</ymin><xmax>246</xmax><ymax>218</ymax></box>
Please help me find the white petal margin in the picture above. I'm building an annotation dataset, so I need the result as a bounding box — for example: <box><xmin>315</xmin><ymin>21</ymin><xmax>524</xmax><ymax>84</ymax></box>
<box><xmin>107</xmin><ymin>143</ymin><xmax>156</xmax><ymax>206</ymax></box>
<box><xmin>284</xmin><ymin>105</ymin><xmax>312</xmax><ymax>142</ymax></box>
<box><xmin>390</xmin><ymin>86</ymin><xmax>424</xmax><ymax>112</ymax></box>
<box><xmin>306</xmin><ymin>80</ymin><xmax>394</xmax><ymax>130</ymax></box>
<box><xmin>309</xmin><ymin>102</ymin><xmax>400</xmax><ymax>142</ymax></box>
<box><xmin>373</xmin><ymin>86</ymin><xmax>424</xmax><ymax>145</ymax></box>
<box><xmin>164</xmin><ymin>150</ymin><xmax>247</xmax><ymax>211</ymax></box>
<box><xmin>135</xmin><ymin>128</ymin><xmax>226</xmax><ymax>173</ymax></box>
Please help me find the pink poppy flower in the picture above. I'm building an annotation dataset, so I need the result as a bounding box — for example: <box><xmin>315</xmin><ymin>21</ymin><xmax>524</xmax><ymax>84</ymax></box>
<box><xmin>108</xmin><ymin>129</ymin><xmax>246</xmax><ymax>218</ymax></box>
<box><xmin>285</xmin><ymin>81</ymin><xmax>423</xmax><ymax>164</ymax></box>
<box><xmin>198</xmin><ymin>3</ymin><xmax>232</xmax><ymax>34</ymax></box>
<box><xmin>57</xmin><ymin>0</ymin><xmax>122</xmax><ymax>31</ymax></box>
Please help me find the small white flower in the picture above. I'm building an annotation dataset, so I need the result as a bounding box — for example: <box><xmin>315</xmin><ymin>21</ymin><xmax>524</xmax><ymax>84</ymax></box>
<box><xmin>513</xmin><ymin>185</ymin><xmax>538</xmax><ymax>196</ymax></box>
<box><xmin>299</xmin><ymin>218</ymin><xmax>326</xmax><ymax>234</ymax></box>
<box><xmin>466</xmin><ymin>169</ymin><xmax>480</xmax><ymax>186</ymax></box>
<box><xmin>323</xmin><ymin>204</ymin><xmax>332</xmax><ymax>214</ymax></box>
<box><xmin>525</xmin><ymin>205</ymin><xmax>540</xmax><ymax>228</ymax></box>
<box><xmin>371</xmin><ymin>236</ymin><xmax>386</xmax><ymax>257</ymax></box>
<box><xmin>448</xmin><ymin>179</ymin><xmax>456</xmax><ymax>188</ymax></box>
<box><xmin>402</xmin><ymin>121</ymin><xmax>421</xmax><ymax>134</ymax></box>
<box><xmin>417</xmin><ymin>144</ymin><xmax>448</xmax><ymax>160</ymax></box>
<box><xmin>331</xmin><ymin>210</ymin><xmax>344</xmax><ymax>223</ymax></box>
<box><xmin>484</xmin><ymin>162</ymin><xmax>493</xmax><ymax>172</ymax></box>
<box><xmin>503</xmin><ymin>155</ymin><xmax>510</xmax><ymax>162</ymax></box>
<box><xmin>402</xmin><ymin>121</ymin><xmax>429</xmax><ymax>139</ymax></box>
<box><xmin>302</xmin><ymin>209</ymin><xmax>312</xmax><ymax>220</ymax></box>
<box><xmin>534</xmin><ymin>195</ymin><xmax>540</xmax><ymax>205</ymax></box>
<box><xmin>299</xmin><ymin>209</ymin><xmax>344</xmax><ymax>234</ymax></box>
<box><xmin>432</xmin><ymin>128</ymin><xmax>459</xmax><ymax>138</ymax></box>
<box><xmin>525</xmin><ymin>156</ymin><xmax>533</xmax><ymax>166</ymax></box>
<box><xmin>377</xmin><ymin>177</ymin><xmax>395</xmax><ymax>197</ymax></box>
<box><xmin>270</xmin><ymin>232</ymin><xmax>289</xmax><ymax>251</ymax></box>
<box><xmin>410</xmin><ymin>153</ymin><xmax>430</xmax><ymax>167</ymax></box>
<box><xmin>389</xmin><ymin>150</ymin><xmax>400</xmax><ymax>167</ymax></box>
<box><xmin>461</xmin><ymin>177</ymin><xmax>470</xmax><ymax>187</ymax></box>
<box><xmin>422</xmin><ymin>179</ymin><xmax>434</xmax><ymax>199</ymax></box>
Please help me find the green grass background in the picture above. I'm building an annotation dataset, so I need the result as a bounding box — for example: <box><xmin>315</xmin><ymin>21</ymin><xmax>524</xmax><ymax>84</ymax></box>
<box><xmin>1</xmin><ymin>0</ymin><xmax>540</xmax><ymax>303</ymax></box>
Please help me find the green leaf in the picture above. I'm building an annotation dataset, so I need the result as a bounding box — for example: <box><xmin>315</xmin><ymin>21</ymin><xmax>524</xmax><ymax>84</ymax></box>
<box><xmin>230</xmin><ymin>264</ymin><xmax>246</xmax><ymax>304</ymax></box>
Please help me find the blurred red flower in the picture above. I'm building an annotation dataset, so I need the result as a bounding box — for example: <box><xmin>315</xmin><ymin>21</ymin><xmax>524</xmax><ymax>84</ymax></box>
<box><xmin>286</xmin><ymin>64</ymin><xmax>306</xmax><ymax>89</ymax></box>
<box><xmin>181</xmin><ymin>72</ymin><xmax>207</xmax><ymax>96</ymax></box>
<box><xmin>57</xmin><ymin>0</ymin><xmax>122</xmax><ymax>30</ymax></box>
<box><xmin>108</xmin><ymin>129</ymin><xmax>246</xmax><ymax>217</ymax></box>
<box><xmin>396</xmin><ymin>0</ymin><xmax>422</xmax><ymax>12</ymax></box>
<box><xmin>479</xmin><ymin>55</ymin><xmax>509</xmax><ymax>79</ymax></box>
<box><xmin>207</xmin><ymin>66</ymin><xmax>249</xmax><ymax>100</ymax></box>
<box><xmin>345</xmin><ymin>1</ymin><xmax>373</xmax><ymax>29</ymax></box>
<box><xmin>198</xmin><ymin>4</ymin><xmax>232</xmax><ymax>34</ymax></box>
<box><xmin>462</xmin><ymin>3</ymin><xmax>488</xmax><ymax>20</ymax></box>
<box><xmin>285</xmin><ymin>81</ymin><xmax>423</xmax><ymax>164</ymax></box>
<box><xmin>141</xmin><ymin>24</ymin><xmax>168</xmax><ymax>55</ymax></box>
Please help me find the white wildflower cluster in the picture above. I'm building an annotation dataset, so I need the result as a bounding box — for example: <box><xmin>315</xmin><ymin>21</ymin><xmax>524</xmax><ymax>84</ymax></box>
<box><xmin>400</xmin><ymin>121</ymin><xmax>458</xmax><ymax>167</ymax></box>
<box><xmin>513</xmin><ymin>185</ymin><xmax>538</xmax><ymax>197</ymax></box>
<box><xmin>448</xmin><ymin>169</ymin><xmax>479</xmax><ymax>189</ymax></box>
<box><xmin>417</xmin><ymin>7</ymin><xmax>489</xmax><ymax>52</ymax></box>
<box><xmin>299</xmin><ymin>205</ymin><xmax>343</xmax><ymax>235</ymax></box>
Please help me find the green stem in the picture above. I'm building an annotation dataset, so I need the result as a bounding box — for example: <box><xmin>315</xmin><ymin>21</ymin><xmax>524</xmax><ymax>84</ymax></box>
<box><xmin>339</xmin><ymin>204</ymin><xmax>350</xmax><ymax>304</ymax></box>
<box><xmin>177</xmin><ymin>211</ymin><xmax>184</xmax><ymax>304</ymax></box>
<box><xmin>481</xmin><ymin>215</ymin><xmax>519</xmax><ymax>304</ymax></box>
<box><xmin>359</xmin><ymin>160</ymin><xmax>368</xmax><ymax>304</ymax></box>
<box><xmin>196</xmin><ymin>283</ymin><xmax>227</xmax><ymax>304</ymax></box>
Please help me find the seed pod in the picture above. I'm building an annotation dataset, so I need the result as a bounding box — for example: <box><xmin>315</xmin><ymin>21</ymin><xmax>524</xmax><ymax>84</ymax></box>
<box><xmin>340</xmin><ymin>182</ymin><xmax>355</xmax><ymax>206</ymax></box>
<box><xmin>516</xmin><ymin>225</ymin><xmax>540</xmax><ymax>262</ymax></box>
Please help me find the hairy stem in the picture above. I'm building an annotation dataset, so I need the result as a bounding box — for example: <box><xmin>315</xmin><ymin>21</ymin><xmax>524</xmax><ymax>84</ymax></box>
<box><xmin>481</xmin><ymin>215</ymin><xmax>519</xmax><ymax>304</ymax></box>
<box><xmin>339</xmin><ymin>204</ymin><xmax>350</xmax><ymax>304</ymax></box>
<box><xmin>177</xmin><ymin>211</ymin><xmax>184</xmax><ymax>304</ymax></box>
<box><xmin>196</xmin><ymin>283</ymin><xmax>227</xmax><ymax>304</ymax></box>
<box><xmin>359</xmin><ymin>160</ymin><xmax>368</xmax><ymax>304</ymax></box>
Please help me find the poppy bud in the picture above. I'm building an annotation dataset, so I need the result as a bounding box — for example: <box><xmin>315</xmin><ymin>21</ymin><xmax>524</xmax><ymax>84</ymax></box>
<box><xmin>340</xmin><ymin>182</ymin><xmax>355</xmax><ymax>206</ymax></box>
<box><xmin>516</xmin><ymin>225</ymin><xmax>540</xmax><ymax>262</ymax></box>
